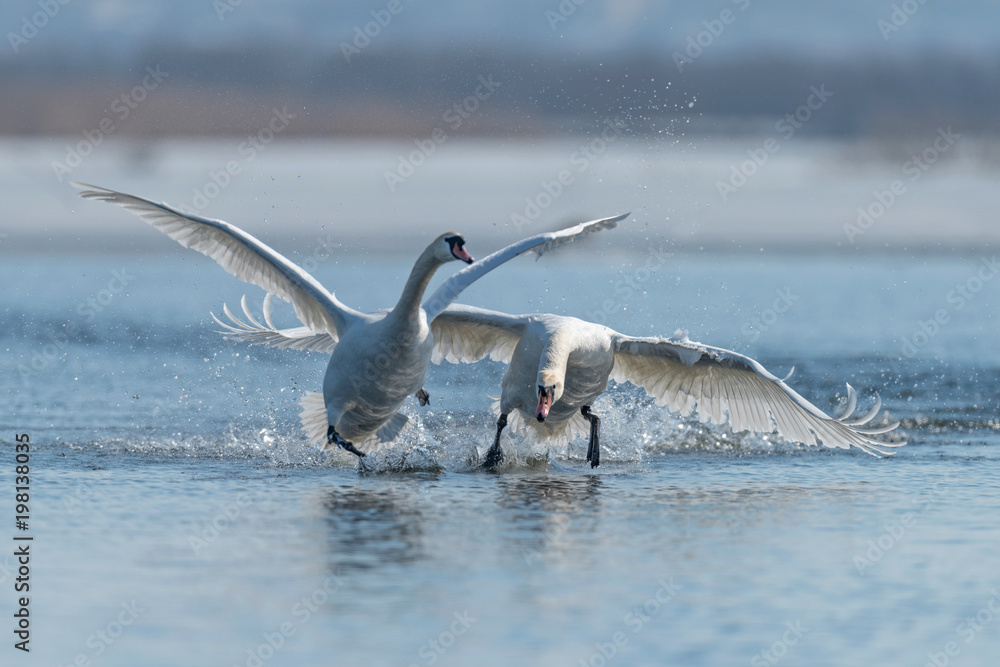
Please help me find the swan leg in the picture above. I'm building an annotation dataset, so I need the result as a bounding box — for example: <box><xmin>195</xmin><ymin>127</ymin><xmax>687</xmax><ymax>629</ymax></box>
<box><xmin>582</xmin><ymin>406</ymin><xmax>600</xmax><ymax>468</ymax></box>
<box><xmin>484</xmin><ymin>413</ymin><xmax>508</xmax><ymax>469</ymax></box>
<box><xmin>416</xmin><ymin>388</ymin><xmax>430</xmax><ymax>406</ymax></box>
<box><xmin>327</xmin><ymin>425</ymin><xmax>365</xmax><ymax>458</ymax></box>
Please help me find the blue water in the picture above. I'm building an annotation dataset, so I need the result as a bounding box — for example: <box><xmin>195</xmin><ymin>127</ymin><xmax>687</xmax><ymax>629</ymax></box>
<box><xmin>2</xmin><ymin>248</ymin><xmax>1000</xmax><ymax>666</ymax></box>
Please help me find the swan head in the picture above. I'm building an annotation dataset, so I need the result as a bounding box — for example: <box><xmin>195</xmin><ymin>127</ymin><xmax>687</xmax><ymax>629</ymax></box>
<box><xmin>535</xmin><ymin>372</ymin><xmax>564</xmax><ymax>422</ymax></box>
<box><xmin>437</xmin><ymin>233</ymin><xmax>474</xmax><ymax>265</ymax></box>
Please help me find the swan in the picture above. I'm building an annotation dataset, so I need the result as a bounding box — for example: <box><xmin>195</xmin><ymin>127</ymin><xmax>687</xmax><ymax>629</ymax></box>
<box><xmin>73</xmin><ymin>182</ymin><xmax>626</xmax><ymax>456</ymax></box>
<box><xmin>432</xmin><ymin>307</ymin><xmax>903</xmax><ymax>466</ymax></box>
<box><xmin>217</xmin><ymin>302</ymin><xmax>903</xmax><ymax>466</ymax></box>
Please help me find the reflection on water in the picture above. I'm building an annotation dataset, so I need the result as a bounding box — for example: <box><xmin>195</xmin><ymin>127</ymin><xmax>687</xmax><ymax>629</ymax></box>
<box><xmin>494</xmin><ymin>474</ymin><xmax>603</xmax><ymax>568</ymax></box>
<box><xmin>319</xmin><ymin>484</ymin><xmax>428</xmax><ymax>572</ymax></box>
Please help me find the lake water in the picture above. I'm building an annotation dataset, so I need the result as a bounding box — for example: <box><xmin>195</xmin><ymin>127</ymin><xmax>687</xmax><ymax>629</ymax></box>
<box><xmin>3</xmin><ymin>238</ymin><xmax>1000</xmax><ymax>665</ymax></box>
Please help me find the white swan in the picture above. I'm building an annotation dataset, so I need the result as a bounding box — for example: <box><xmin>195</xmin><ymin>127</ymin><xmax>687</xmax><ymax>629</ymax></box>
<box><xmin>432</xmin><ymin>307</ymin><xmax>903</xmax><ymax>466</ymax></box>
<box><xmin>218</xmin><ymin>302</ymin><xmax>902</xmax><ymax>466</ymax></box>
<box><xmin>73</xmin><ymin>182</ymin><xmax>626</xmax><ymax>456</ymax></box>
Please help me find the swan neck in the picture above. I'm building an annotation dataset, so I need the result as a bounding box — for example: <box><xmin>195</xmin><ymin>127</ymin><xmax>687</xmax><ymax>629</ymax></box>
<box><xmin>393</xmin><ymin>243</ymin><xmax>445</xmax><ymax>319</ymax></box>
<box><xmin>538</xmin><ymin>328</ymin><xmax>574</xmax><ymax>382</ymax></box>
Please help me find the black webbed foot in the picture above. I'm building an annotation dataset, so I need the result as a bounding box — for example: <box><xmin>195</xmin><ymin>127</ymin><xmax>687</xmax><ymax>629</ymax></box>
<box><xmin>582</xmin><ymin>406</ymin><xmax>600</xmax><ymax>468</ymax></box>
<box><xmin>327</xmin><ymin>425</ymin><xmax>365</xmax><ymax>458</ymax></box>
<box><xmin>484</xmin><ymin>413</ymin><xmax>508</xmax><ymax>469</ymax></box>
<box><xmin>416</xmin><ymin>388</ymin><xmax>430</xmax><ymax>406</ymax></box>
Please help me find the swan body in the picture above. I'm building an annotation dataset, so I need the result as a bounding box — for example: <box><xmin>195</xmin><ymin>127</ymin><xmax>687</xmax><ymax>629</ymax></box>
<box><xmin>318</xmin><ymin>236</ymin><xmax>458</xmax><ymax>445</ymax></box>
<box><xmin>321</xmin><ymin>309</ymin><xmax>434</xmax><ymax>443</ymax></box>
<box><xmin>499</xmin><ymin>318</ymin><xmax>614</xmax><ymax>432</ymax></box>
<box><xmin>74</xmin><ymin>182</ymin><xmax>625</xmax><ymax>455</ymax></box>
<box><xmin>431</xmin><ymin>306</ymin><xmax>902</xmax><ymax>465</ymax></box>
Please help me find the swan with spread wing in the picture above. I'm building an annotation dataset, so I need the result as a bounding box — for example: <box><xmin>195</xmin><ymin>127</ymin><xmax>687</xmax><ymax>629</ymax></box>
<box><xmin>432</xmin><ymin>307</ymin><xmax>902</xmax><ymax>466</ymax></box>
<box><xmin>74</xmin><ymin>183</ymin><xmax>625</xmax><ymax>457</ymax></box>
<box><xmin>217</xmin><ymin>300</ymin><xmax>902</xmax><ymax>466</ymax></box>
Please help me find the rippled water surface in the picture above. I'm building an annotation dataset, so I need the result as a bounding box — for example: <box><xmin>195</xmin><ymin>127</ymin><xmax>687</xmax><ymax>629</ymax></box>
<box><xmin>3</xmin><ymin>249</ymin><xmax>999</xmax><ymax>666</ymax></box>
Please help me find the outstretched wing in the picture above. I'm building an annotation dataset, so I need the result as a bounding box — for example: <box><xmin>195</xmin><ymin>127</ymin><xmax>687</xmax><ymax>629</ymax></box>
<box><xmin>212</xmin><ymin>294</ymin><xmax>339</xmax><ymax>353</ymax></box>
<box><xmin>611</xmin><ymin>331</ymin><xmax>903</xmax><ymax>456</ymax></box>
<box><xmin>74</xmin><ymin>183</ymin><xmax>362</xmax><ymax>337</ymax></box>
<box><xmin>422</xmin><ymin>212</ymin><xmax>628</xmax><ymax>321</ymax></box>
<box><xmin>210</xmin><ymin>298</ymin><xmax>526</xmax><ymax>364</ymax></box>
<box><xmin>430</xmin><ymin>304</ymin><xmax>527</xmax><ymax>365</ymax></box>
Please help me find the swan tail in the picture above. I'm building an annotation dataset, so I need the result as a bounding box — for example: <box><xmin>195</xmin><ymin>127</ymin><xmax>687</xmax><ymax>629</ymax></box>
<box><xmin>374</xmin><ymin>412</ymin><xmax>410</xmax><ymax>445</ymax></box>
<box><xmin>301</xmin><ymin>392</ymin><xmax>410</xmax><ymax>454</ymax></box>
<box><xmin>299</xmin><ymin>391</ymin><xmax>329</xmax><ymax>447</ymax></box>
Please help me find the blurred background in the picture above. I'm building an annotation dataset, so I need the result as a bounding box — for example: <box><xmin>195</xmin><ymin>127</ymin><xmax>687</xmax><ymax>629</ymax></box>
<box><xmin>3</xmin><ymin>0</ymin><xmax>999</xmax><ymax>253</ymax></box>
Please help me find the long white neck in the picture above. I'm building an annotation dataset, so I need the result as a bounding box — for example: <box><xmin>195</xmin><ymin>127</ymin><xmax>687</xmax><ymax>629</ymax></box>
<box><xmin>390</xmin><ymin>242</ymin><xmax>447</xmax><ymax>322</ymax></box>
<box><xmin>537</xmin><ymin>327</ymin><xmax>576</xmax><ymax>386</ymax></box>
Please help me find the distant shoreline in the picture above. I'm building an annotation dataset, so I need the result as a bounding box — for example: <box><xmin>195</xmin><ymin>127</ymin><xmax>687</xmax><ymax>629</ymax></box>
<box><xmin>3</xmin><ymin>137</ymin><xmax>997</xmax><ymax>255</ymax></box>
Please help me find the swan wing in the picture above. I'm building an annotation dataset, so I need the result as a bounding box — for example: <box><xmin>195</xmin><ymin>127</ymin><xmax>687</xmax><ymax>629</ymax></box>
<box><xmin>74</xmin><ymin>183</ymin><xmax>361</xmax><ymax>337</ymax></box>
<box><xmin>422</xmin><ymin>212</ymin><xmax>628</xmax><ymax>321</ymax></box>
<box><xmin>430</xmin><ymin>304</ymin><xmax>526</xmax><ymax>365</ymax></box>
<box><xmin>610</xmin><ymin>331</ymin><xmax>903</xmax><ymax>456</ymax></box>
<box><xmin>211</xmin><ymin>294</ymin><xmax>339</xmax><ymax>353</ymax></box>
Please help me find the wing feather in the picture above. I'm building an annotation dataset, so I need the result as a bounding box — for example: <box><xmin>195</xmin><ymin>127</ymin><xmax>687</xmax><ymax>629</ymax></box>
<box><xmin>211</xmin><ymin>293</ymin><xmax>339</xmax><ymax>353</ymax></box>
<box><xmin>611</xmin><ymin>334</ymin><xmax>903</xmax><ymax>456</ymax></box>
<box><xmin>727</xmin><ymin>372</ymin><xmax>750</xmax><ymax>432</ymax></box>
<box><xmin>430</xmin><ymin>304</ymin><xmax>526</xmax><ymax>365</ymax></box>
<box><xmin>744</xmin><ymin>373</ymin><xmax>771</xmax><ymax>432</ymax></box>
<box><xmin>422</xmin><ymin>213</ymin><xmax>628</xmax><ymax>321</ymax></box>
<box><xmin>74</xmin><ymin>183</ymin><xmax>361</xmax><ymax>337</ymax></box>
